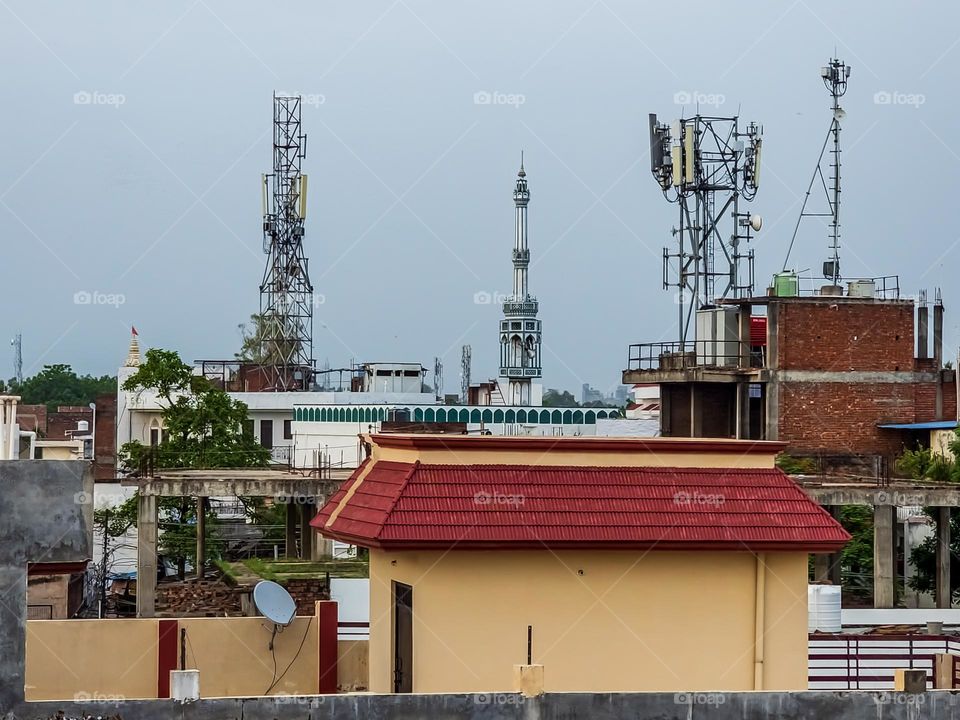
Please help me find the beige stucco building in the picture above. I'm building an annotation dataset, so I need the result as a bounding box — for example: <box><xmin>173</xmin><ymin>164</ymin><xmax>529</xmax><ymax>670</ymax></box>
<box><xmin>313</xmin><ymin>434</ymin><xmax>848</xmax><ymax>694</ymax></box>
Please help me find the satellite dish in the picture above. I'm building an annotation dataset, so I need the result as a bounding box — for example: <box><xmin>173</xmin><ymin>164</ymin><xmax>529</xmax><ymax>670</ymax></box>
<box><xmin>834</xmin><ymin>107</ymin><xmax>846</xmax><ymax>121</ymax></box>
<box><xmin>254</xmin><ymin>580</ymin><xmax>296</xmax><ymax>627</ymax></box>
<box><xmin>749</xmin><ymin>214</ymin><xmax>763</xmax><ymax>232</ymax></box>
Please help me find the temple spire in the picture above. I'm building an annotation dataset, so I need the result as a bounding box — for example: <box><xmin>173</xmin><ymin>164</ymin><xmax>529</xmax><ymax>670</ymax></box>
<box><xmin>124</xmin><ymin>327</ymin><xmax>141</xmax><ymax>367</ymax></box>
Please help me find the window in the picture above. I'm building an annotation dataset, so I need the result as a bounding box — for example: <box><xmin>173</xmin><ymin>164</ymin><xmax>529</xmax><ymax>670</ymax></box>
<box><xmin>283</xmin><ymin>419</ymin><xmax>292</xmax><ymax>440</ymax></box>
<box><xmin>259</xmin><ymin>420</ymin><xmax>274</xmax><ymax>449</ymax></box>
<box><xmin>242</xmin><ymin>419</ymin><xmax>254</xmax><ymax>439</ymax></box>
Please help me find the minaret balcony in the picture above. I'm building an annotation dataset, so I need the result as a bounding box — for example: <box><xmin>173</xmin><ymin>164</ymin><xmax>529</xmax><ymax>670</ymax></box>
<box><xmin>502</xmin><ymin>298</ymin><xmax>539</xmax><ymax>316</ymax></box>
<box><xmin>512</xmin><ymin>249</ymin><xmax>530</xmax><ymax>265</ymax></box>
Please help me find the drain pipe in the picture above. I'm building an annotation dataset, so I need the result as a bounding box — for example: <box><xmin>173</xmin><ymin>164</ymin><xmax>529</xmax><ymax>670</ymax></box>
<box><xmin>753</xmin><ymin>553</ymin><xmax>767</xmax><ymax>690</ymax></box>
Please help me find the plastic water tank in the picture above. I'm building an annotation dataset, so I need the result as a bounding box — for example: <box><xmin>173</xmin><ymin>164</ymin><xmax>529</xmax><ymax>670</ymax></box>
<box><xmin>808</xmin><ymin>584</ymin><xmax>842</xmax><ymax>633</ymax></box>
<box><xmin>817</xmin><ymin>586</ymin><xmax>842</xmax><ymax>632</ymax></box>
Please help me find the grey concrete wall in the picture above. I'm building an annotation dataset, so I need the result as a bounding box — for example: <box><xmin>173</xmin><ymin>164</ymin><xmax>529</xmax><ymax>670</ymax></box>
<box><xmin>0</xmin><ymin>460</ymin><xmax>93</xmax><ymax>711</ymax></box>
<box><xmin>10</xmin><ymin>691</ymin><xmax>951</xmax><ymax>720</ymax></box>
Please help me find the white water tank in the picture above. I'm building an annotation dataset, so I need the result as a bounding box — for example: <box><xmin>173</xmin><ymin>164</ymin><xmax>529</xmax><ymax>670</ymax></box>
<box><xmin>808</xmin><ymin>584</ymin><xmax>842</xmax><ymax>633</ymax></box>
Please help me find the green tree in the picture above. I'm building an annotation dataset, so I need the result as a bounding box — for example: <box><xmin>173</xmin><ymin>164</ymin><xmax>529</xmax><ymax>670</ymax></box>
<box><xmin>236</xmin><ymin>312</ymin><xmax>300</xmax><ymax>365</ymax></box>
<box><xmin>909</xmin><ymin>508</ymin><xmax>960</xmax><ymax>602</ymax></box>
<box><xmin>16</xmin><ymin>363</ymin><xmax>116</xmax><ymax>413</ymax></box>
<box><xmin>542</xmin><ymin>389</ymin><xmax>579</xmax><ymax>407</ymax></box>
<box><xmin>119</xmin><ymin>348</ymin><xmax>269</xmax><ymax>471</ymax></box>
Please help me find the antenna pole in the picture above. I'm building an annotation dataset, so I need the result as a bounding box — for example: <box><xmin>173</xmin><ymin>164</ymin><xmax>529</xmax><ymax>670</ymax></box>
<box><xmin>826</xmin><ymin>58</ymin><xmax>849</xmax><ymax>286</ymax></box>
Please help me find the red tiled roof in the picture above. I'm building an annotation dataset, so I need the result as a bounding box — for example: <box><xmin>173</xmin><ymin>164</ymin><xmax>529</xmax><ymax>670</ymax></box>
<box><xmin>312</xmin><ymin>461</ymin><xmax>849</xmax><ymax>552</ymax></box>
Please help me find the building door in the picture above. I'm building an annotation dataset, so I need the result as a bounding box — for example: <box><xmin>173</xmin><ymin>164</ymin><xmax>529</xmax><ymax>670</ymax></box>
<box><xmin>259</xmin><ymin>419</ymin><xmax>273</xmax><ymax>449</ymax></box>
<box><xmin>393</xmin><ymin>582</ymin><xmax>413</xmax><ymax>693</ymax></box>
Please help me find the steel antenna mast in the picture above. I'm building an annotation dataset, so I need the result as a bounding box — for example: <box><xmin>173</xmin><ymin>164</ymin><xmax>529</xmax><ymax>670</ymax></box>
<box><xmin>783</xmin><ymin>58</ymin><xmax>850</xmax><ymax>284</ymax></box>
<box><xmin>259</xmin><ymin>94</ymin><xmax>314</xmax><ymax>391</ymax></box>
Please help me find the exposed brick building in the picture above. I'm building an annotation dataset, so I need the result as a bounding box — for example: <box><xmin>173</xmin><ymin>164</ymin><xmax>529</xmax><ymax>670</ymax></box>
<box><xmin>624</xmin><ymin>294</ymin><xmax>955</xmax><ymax>471</ymax></box>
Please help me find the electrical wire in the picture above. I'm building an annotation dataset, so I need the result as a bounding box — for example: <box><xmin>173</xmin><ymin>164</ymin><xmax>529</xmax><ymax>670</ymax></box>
<box><xmin>263</xmin><ymin>616</ymin><xmax>313</xmax><ymax>695</ymax></box>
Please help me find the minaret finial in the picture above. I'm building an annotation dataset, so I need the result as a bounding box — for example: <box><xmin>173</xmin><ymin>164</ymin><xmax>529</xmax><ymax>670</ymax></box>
<box><xmin>518</xmin><ymin>151</ymin><xmax>525</xmax><ymax>177</ymax></box>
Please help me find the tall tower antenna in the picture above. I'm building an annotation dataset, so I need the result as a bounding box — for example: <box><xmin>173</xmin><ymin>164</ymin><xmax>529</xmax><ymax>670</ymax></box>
<box><xmin>259</xmin><ymin>94</ymin><xmax>314</xmax><ymax>391</ymax></box>
<box><xmin>460</xmin><ymin>345</ymin><xmax>471</xmax><ymax>403</ymax></box>
<box><xmin>498</xmin><ymin>158</ymin><xmax>542</xmax><ymax>405</ymax></box>
<box><xmin>783</xmin><ymin>58</ymin><xmax>851</xmax><ymax>286</ymax></box>
<box><xmin>648</xmin><ymin>113</ymin><xmax>763</xmax><ymax>344</ymax></box>
<box><xmin>11</xmin><ymin>334</ymin><xmax>22</xmax><ymax>387</ymax></box>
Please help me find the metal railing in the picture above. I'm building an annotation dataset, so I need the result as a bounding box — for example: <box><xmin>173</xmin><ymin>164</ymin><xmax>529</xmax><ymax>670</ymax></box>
<box><xmin>796</xmin><ymin>274</ymin><xmax>901</xmax><ymax>299</ymax></box>
<box><xmin>808</xmin><ymin>634</ymin><xmax>960</xmax><ymax>690</ymax></box>
<box><xmin>627</xmin><ymin>340</ymin><xmax>764</xmax><ymax>371</ymax></box>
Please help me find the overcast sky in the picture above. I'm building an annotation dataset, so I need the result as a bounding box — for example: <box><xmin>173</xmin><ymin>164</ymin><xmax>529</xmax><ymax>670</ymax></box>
<box><xmin>2</xmin><ymin>2</ymin><xmax>958</xmax><ymax>395</ymax></box>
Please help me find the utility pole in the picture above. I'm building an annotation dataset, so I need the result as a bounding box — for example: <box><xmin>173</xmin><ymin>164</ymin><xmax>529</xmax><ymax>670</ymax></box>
<box><xmin>99</xmin><ymin>509</ymin><xmax>110</xmax><ymax>618</ymax></box>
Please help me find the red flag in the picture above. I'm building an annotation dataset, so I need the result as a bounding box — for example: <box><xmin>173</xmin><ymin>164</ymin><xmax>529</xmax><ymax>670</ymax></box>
<box><xmin>131</xmin><ymin>326</ymin><xmax>138</xmax><ymax>336</ymax></box>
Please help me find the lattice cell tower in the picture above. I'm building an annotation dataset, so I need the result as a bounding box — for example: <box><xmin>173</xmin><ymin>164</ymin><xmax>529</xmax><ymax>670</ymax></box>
<box><xmin>259</xmin><ymin>94</ymin><xmax>314</xmax><ymax>391</ymax></box>
<box><xmin>648</xmin><ymin>112</ymin><xmax>763</xmax><ymax>345</ymax></box>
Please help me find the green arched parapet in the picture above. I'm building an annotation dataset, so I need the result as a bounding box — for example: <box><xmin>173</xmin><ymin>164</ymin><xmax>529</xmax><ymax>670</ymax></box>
<box><xmin>414</xmin><ymin>408</ymin><xmax>424</xmax><ymax>422</ymax></box>
<box><xmin>573</xmin><ymin>410</ymin><xmax>583</xmax><ymax>424</ymax></box>
<box><xmin>540</xmin><ymin>410</ymin><xmax>550</xmax><ymax>424</ymax></box>
<box><xmin>551</xmin><ymin>410</ymin><xmax>562</xmax><ymax>425</ymax></box>
<box><xmin>505</xmin><ymin>409</ymin><xmax>515</xmax><ymax>423</ymax></box>
<box><xmin>562</xmin><ymin>410</ymin><xmax>573</xmax><ymax>424</ymax></box>
<box><xmin>459</xmin><ymin>409</ymin><xmax>469</xmax><ymax>423</ymax></box>
<box><xmin>585</xmin><ymin>410</ymin><xmax>596</xmax><ymax>424</ymax></box>
<box><xmin>517</xmin><ymin>409</ymin><xmax>527</xmax><ymax>423</ymax></box>
<box><xmin>470</xmin><ymin>409</ymin><xmax>482</xmax><ymax>423</ymax></box>
<box><xmin>436</xmin><ymin>408</ymin><xmax>446</xmax><ymax>422</ymax></box>
<box><xmin>482</xmin><ymin>409</ymin><xmax>493</xmax><ymax>423</ymax></box>
<box><xmin>425</xmin><ymin>408</ymin><xmax>435</xmax><ymax>422</ymax></box>
<box><xmin>493</xmin><ymin>409</ymin><xmax>504</xmax><ymax>423</ymax></box>
<box><xmin>597</xmin><ymin>410</ymin><xmax>608</xmax><ymax>419</ymax></box>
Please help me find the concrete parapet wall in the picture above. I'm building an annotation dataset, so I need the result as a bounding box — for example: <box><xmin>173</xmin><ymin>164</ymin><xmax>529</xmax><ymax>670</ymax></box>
<box><xmin>13</xmin><ymin>691</ymin><xmax>958</xmax><ymax>719</ymax></box>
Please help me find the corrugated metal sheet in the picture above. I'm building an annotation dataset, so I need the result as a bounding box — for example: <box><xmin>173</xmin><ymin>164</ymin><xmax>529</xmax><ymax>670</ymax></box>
<box><xmin>313</xmin><ymin>462</ymin><xmax>849</xmax><ymax>551</ymax></box>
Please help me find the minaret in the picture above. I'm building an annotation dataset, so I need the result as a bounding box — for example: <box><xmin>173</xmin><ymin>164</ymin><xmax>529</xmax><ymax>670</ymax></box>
<box><xmin>499</xmin><ymin>157</ymin><xmax>542</xmax><ymax>406</ymax></box>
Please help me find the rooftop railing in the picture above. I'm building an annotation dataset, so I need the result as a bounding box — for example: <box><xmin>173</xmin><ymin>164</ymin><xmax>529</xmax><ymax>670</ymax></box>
<box><xmin>627</xmin><ymin>340</ymin><xmax>764</xmax><ymax>371</ymax></box>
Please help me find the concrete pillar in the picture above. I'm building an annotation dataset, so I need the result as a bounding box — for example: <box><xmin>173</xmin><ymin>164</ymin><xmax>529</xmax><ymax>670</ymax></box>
<box><xmin>937</xmin><ymin>507</ymin><xmax>952</xmax><ymax>609</ymax></box>
<box><xmin>736</xmin><ymin>381</ymin><xmax>751</xmax><ymax>440</ymax></box>
<box><xmin>829</xmin><ymin>506</ymin><xmax>842</xmax><ymax>585</ymax></box>
<box><xmin>814</xmin><ymin>553</ymin><xmax>830</xmax><ymax>583</ymax></box>
<box><xmin>814</xmin><ymin>507</ymin><xmax>842</xmax><ymax>585</ymax></box>
<box><xmin>738</xmin><ymin>304</ymin><xmax>752</xmax><ymax>368</ymax></box>
<box><xmin>285</xmin><ymin>501</ymin><xmax>298</xmax><ymax>559</ymax></box>
<box><xmin>195</xmin><ymin>497</ymin><xmax>206</xmax><ymax>580</ymax></box>
<box><xmin>918</xmin><ymin>304</ymin><xmax>929</xmax><ymax>360</ymax></box>
<box><xmin>300</xmin><ymin>502</ymin><xmax>314</xmax><ymax>560</ymax></box>
<box><xmin>874</xmin><ymin>504</ymin><xmax>895</xmax><ymax>609</ymax></box>
<box><xmin>690</xmin><ymin>385</ymin><xmax>703</xmax><ymax>437</ymax></box>
<box><xmin>136</xmin><ymin>493</ymin><xmax>158</xmax><ymax>617</ymax></box>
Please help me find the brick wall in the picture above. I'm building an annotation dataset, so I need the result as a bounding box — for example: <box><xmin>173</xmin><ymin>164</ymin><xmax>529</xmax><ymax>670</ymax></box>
<box><xmin>15</xmin><ymin>405</ymin><xmax>46</xmax><ymax>434</ymax></box>
<box><xmin>46</xmin><ymin>407</ymin><xmax>92</xmax><ymax>440</ymax></box>
<box><xmin>94</xmin><ymin>393</ymin><xmax>116</xmax><ymax>481</ymax></box>
<box><xmin>778</xmin><ymin>379</ymin><xmax>957</xmax><ymax>457</ymax></box>
<box><xmin>775</xmin><ymin>300</ymin><xmax>915</xmax><ymax>371</ymax></box>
